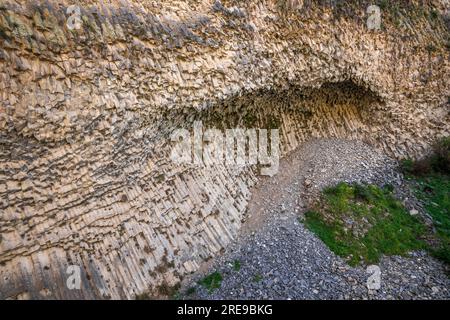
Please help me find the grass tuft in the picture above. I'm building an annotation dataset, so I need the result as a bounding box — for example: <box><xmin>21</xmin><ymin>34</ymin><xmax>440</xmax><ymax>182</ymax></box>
<box><xmin>232</xmin><ymin>260</ymin><xmax>241</xmax><ymax>272</ymax></box>
<box><xmin>252</xmin><ymin>273</ymin><xmax>263</xmax><ymax>283</ymax></box>
<box><xmin>400</xmin><ymin>136</ymin><xmax>450</xmax><ymax>264</ymax></box>
<box><xmin>411</xmin><ymin>174</ymin><xmax>450</xmax><ymax>264</ymax></box>
<box><xmin>199</xmin><ymin>271</ymin><xmax>223</xmax><ymax>293</ymax></box>
<box><xmin>401</xmin><ymin>137</ymin><xmax>450</xmax><ymax>176</ymax></box>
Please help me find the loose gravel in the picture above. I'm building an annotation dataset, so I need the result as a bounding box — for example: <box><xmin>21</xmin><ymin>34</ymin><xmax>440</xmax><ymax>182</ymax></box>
<box><xmin>180</xmin><ymin>139</ymin><xmax>449</xmax><ymax>300</ymax></box>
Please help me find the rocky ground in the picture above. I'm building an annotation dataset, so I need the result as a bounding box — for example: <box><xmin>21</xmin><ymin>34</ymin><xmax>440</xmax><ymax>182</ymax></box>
<box><xmin>180</xmin><ymin>139</ymin><xmax>449</xmax><ymax>300</ymax></box>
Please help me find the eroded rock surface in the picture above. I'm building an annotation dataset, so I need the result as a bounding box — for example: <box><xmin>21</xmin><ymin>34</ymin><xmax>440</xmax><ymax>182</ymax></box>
<box><xmin>0</xmin><ymin>0</ymin><xmax>449</xmax><ymax>299</ymax></box>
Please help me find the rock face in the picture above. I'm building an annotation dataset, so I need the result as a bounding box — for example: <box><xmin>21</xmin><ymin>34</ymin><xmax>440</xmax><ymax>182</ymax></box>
<box><xmin>0</xmin><ymin>0</ymin><xmax>448</xmax><ymax>299</ymax></box>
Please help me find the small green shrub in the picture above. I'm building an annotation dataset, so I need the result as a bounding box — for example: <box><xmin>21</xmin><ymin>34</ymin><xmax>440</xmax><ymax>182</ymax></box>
<box><xmin>399</xmin><ymin>137</ymin><xmax>450</xmax><ymax>265</ymax></box>
<box><xmin>413</xmin><ymin>175</ymin><xmax>450</xmax><ymax>264</ymax></box>
<box><xmin>199</xmin><ymin>271</ymin><xmax>223</xmax><ymax>293</ymax></box>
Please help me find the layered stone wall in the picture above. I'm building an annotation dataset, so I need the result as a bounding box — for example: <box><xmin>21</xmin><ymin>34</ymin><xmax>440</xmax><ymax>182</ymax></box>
<box><xmin>0</xmin><ymin>0</ymin><xmax>448</xmax><ymax>299</ymax></box>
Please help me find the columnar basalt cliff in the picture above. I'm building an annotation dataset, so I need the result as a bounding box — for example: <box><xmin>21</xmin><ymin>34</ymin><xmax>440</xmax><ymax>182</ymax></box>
<box><xmin>0</xmin><ymin>0</ymin><xmax>449</xmax><ymax>299</ymax></box>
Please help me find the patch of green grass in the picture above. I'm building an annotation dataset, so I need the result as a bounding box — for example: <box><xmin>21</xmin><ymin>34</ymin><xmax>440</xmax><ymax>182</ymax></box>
<box><xmin>400</xmin><ymin>158</ymin><xmax>415</xmax><ymax>174</ymax></box>
<box><xmin>186</xmin><ymin>286</ymin><xmax>196</xmax><ymax>296</ymax></box>
<box><xmin>304</xmin><ymin>182</ymin><xmax>427</xmax><ymax>266</ymax></box>
<box><xmin>399</xmin><ymin>136</ymin><xmax>450</xmax><ymax>264</ymax></box>
<box><xmin>377</xmin><ymin>0</ymin><xmax>389</xmax><ymax>11</ymax></box>
<box><xmin>199</xmin><ymin>271</ymin><xmax>223</xmax><ymax>293</ymax></box>
<box><xmin>412</xmin><ymin>174</ymin><xmax>450</xmax><ymax>264</ymax></box>
<box><xmin>252</xmin><ymin>273</ymin><xmax>263</xmax><ymax>283</ymax></box>
<box><xmin>232</xmin><ymin>260</ymin><xmax>241</xmax><ymax>272</ymax></box>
